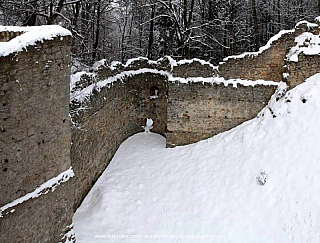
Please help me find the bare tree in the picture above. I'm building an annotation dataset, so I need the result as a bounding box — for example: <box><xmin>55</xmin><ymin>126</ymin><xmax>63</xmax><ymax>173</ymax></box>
<box><xmin>251</xmin><ymin>0</ymin><xmax>260</xmax><ymax>51</ymax></box>
<box><xmin>147</xmin><ymin>4</ymin><xmax>155</xmax><ymax>59</ymax></box>
<box><xmin>0</xmin><ymin>0</ymin><xmax>318</xmax><ymax>64</ymax></box>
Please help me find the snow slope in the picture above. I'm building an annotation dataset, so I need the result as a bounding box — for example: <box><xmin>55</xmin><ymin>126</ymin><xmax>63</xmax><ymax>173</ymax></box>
<box><xmin>73</xmin><ymin>74</ymin><xmax>320</xmax><ymax>243</ymax></box>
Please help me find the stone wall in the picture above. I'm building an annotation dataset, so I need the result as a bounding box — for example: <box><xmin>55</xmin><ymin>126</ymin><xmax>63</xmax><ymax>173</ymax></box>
<box><xmin>172</xmin><ymin>59</ymin><xmax>218</xmax><ymax>78</ymax></box>
<box><xmin>70</xmin><ymin>72</ymin><xmax>168</xmax><ymax>209</ymax></box>
<box><xmin>166</xmin><ymin>82</ymin><xmax>277</xmax><ymax>147</ymax></box>
<box><xmin>0</xmin><ymin>180</ymin><xmax>75</xmax><ymax>243</ymax></box>
<box><xmin>96</xmin><ymin>57</ymin><xmax>171</xmax><ymax>80</ymax></box>
<box><xmin>1</xmin><ymin>18</ymin><xmax>320</xmax><ymax>243</ymax></box>
<box><xmin>218</xmin><ymin>33</ymin><xmax>295</xmax><ymax>82</ymax></box>
<box><xmin>218</xmin><ymin>24</ymin><xmax>314</xmax><ymax>82</ymax></box>
<box><xmin>0</xmin><ymin>36</ymin><xmax>74</xmax><ymax>242</ymax></box>
<box><xmin>286</xmin><ymin>54</ymin><xmax>320</xmax><ymax>88</ymax></box>
<box><xmin>0</xmin><ymin>31</ymin><xmax>23</xmax><ymax>42</ymax></box>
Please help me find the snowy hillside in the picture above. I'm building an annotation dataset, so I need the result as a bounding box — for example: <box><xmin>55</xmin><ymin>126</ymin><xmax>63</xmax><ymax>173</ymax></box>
<box><xmin>73</xmin><ymin>74</ymin><xmax>320</xmax><ymax>243</ymax></box>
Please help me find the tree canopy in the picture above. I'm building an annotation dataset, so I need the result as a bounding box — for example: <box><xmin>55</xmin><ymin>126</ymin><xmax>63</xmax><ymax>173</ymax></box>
<box><xmin>0</xmin><ymin>0</ymin><xmax>318</xmax><ymax>65</ymax></box>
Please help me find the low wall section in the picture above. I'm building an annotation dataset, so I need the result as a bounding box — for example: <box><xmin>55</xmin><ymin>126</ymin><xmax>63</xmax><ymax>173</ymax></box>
<box><xmin>286</xmin><ymin>54</ymin><xmax>320</xmax><ymax>88</ymax></box>
<box><xmin>166</xmin><ymin>81</ymin><xmax>277</xmax><ymax>147</ymax></box>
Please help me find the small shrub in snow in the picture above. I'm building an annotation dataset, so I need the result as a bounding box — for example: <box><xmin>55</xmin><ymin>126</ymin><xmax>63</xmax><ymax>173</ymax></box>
<box><xmin>256</xmin><ymin>171</ymin><xmax>268</xmax><ymax>186</ymax></box>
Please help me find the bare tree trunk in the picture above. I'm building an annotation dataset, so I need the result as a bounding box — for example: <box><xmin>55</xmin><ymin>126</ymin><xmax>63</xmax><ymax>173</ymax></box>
<box><xmin>185</xmin><ymin>0</ymin><xmax>195</xmax><ymax>58</ymax></box>
<box><xmin>92</xmin><ymin>0</ymin><xmax>101</xmax><ymax>61</ymax></box>
<box><xmin>251</xmin><ymin>0</ymin><xmax>260</xmax><ymax>51</ymax></box>
<box><xmin>47</xmin><ymin>0</ymin><xmax>65</xmax><ymax>25</ymax></box>
<box><xmin>71</xmin><ymin>2</ymin><xmax>81</xmax><ymax>54</ymax></box>
<box><xmin>230</xmin><ymin>4</ymin><xmax>236</xmax><ymax>54</ymax></box>
<box><xmin>121</xmin><ymin>5</ymin><xmax>129</xmax><ymax>63</ymax></box>
<box><xmin>181</xmin><ymin>0</ymin><xmax>195</xmax><ymax>58</ymax></box>
<box><xmin>278</xmin><ymin>0</ymin><xmax>281</xmax><ymax>32</ymax></box>
<box><xmin>128</xmin><ymin>15</ymin><xmax>133</xmax><ymax>59</ymax></box>
<box><xmin>23</xmin><ymin>0</ymin><xmax>38</xmax><ymax>26</ymax></box>
<box><xmin>139</xmin><ymin>14</ymin><xmax>143</xmax><ymax>56</ymax></box>
<box><xmin>72</xmin><ymin>1</ymin><xmax>81</xmax><ymax>30</ymax></box>
<box><xmin>183</xmin><ymin>0</ymin><xmax>188</xmax><ymax>28</ymax></box>
<box><xmin>147</xmin><ymin>5</ymin><xmax>155</xmax><ymax>59</ymax></box>
<box><xmin>318</xmin><ymin>0</ymin><xmax>320</xmax><ymax>15</ymax></box>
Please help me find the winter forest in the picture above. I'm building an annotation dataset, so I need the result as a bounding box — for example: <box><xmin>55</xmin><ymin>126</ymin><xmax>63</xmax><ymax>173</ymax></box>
<box><xmin>0</xmin><ymin>0</ymin><xmax>319</xmax><ymax>65</ymax></box>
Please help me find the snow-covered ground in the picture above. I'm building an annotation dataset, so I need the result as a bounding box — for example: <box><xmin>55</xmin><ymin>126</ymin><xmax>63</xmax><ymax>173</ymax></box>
<box><xmin>73</xmin><ymin>74</ymin><xmax>320</xmax><ymax>243</ymax></box>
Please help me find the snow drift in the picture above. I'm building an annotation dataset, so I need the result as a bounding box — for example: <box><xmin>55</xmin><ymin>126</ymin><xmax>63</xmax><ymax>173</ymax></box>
<box><xmin>73</xmin><ymin>74</ymin><xmax>320</xmax><ymax>242</ymax></box>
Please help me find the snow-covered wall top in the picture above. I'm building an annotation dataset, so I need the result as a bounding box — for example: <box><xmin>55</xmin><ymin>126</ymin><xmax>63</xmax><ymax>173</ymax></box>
<box><xmin>0</xmin><ymin>25</ymin><xmax>71</xmax><ymax>57</ymax></box>
<box><xmin>221</xmin><ymin>29</ymin><xmax>295</xmax><ymax>63</ymax></box>
<box><xmin>287</xmin><ymin>32</ymin><xmax>320</xmax><ymax>62</ymax></box>
<box><xmin>221</xmin><ymin>19</ymin><xmax>319</xmax><ymax>63</ymax></box>
<box><xmin>70</xmin><ymin>69</ymin><xmax>170</xmax><ymax>103</ymax></box>
<box><xmin>106</xmin><ymin>56</ymin><xmax>218</xmax><ymax>72</ymax></box>
<box><xmin>70</xmin><ymin>56</ymin><xmax>280</xmax><ymax>104</ymax></box>
<box><xmin>72</xmin><ymin>17</ymin><xmax>320</xmax><ymax>103</ymax></box>
<box><xmin>219</xmin><ymin>18</ymin><xmax>320</xmax><ymax>83</ymax></box>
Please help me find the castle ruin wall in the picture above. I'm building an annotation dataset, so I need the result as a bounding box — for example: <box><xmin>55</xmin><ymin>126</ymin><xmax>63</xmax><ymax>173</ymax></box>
<box><xmin>0</xmin><ymin>34</ymin><xmax>75</xmax><ymax>243</ymax></box>
<box><xmin>70</xmin><ymin>71</ymin><xmax>168</xmax><ymax>210</ymax></box>
<box><xmin>1</xmin><ymin>18</ymin><xmax>320</xmax><ymax>243</ymax></box>
<box><xmin>166</xmin><ymin>81</ymin><xmax>277</xmax><ymax>147</ymax></box>
<box><xmin>218</xmin><ymin>24</ymin><xmax>313</xmax><ymax>83</ymax></box>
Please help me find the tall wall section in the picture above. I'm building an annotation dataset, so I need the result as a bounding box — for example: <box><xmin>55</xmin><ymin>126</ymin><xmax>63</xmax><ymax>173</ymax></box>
<box><xmin>162</xmin><ymin>20</ymin><xmax>319</xmax><ymax>147</ymax></box>
<box><xmin>0</xmin><ymin>27</ymin><xmax>75</xmax><ymax>243</ymax></box>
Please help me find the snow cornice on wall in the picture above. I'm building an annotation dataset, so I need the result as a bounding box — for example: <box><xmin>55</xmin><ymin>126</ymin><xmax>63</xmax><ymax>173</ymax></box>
<box><xmin>70</xmin><ymin>56</ymin><xmax>280</xmax><ymax>104</ymax></box>
<box><xmin>220</xmin><ymin>19</ymin><xmax>320</xmax><ymax>64</ymax></box>
<box><xmin>0</xmin><ymin>25</ymin><xmax>71</xmax><ymax>57</ymax></box>
<box><xmin>70</xmin><ymin>17</ymin><xmax>320</xmax><ymax>103</ymax></box>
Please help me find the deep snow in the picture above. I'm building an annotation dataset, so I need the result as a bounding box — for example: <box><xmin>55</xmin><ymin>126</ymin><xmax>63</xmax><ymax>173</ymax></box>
<box><xmin>73</xmin><ymin>74</ymin><xmax>320</xmax><ymax>243</ymax></box>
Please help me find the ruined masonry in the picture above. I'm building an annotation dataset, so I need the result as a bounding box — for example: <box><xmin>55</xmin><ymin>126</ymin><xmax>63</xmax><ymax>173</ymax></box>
<box><xmin>1</xmin><ymin>19</ymin><xmax>320</xmax><ymax>243</ymax></box>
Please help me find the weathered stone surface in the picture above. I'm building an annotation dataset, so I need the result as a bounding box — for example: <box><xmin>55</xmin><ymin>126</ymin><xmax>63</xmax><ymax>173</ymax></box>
<box><xmin>166</xmin><ymin>82</ymin><xmax>276</xmax><ymax>147</ymax></box>
<box><xmin>0</xmin><ymin>37</ymin><xmax>72</xmax><ymax>206</ymax></box>
<box><xmin>2</xmin><ymin>19</ymin><xmax>320</xmax><ymax>243</ymax></box>
<box><xmin>0</xmin><ymin>36</ymin><xmax>73</xmax><ymax>243</ymax></box>
<box><xmin>0</xmin><ymin>179</ymin><xmax>75</xmax><ymax>243</ymax></box>
<box><xmin>286</xmin><ymin>54</ymin><xmax>320</xmax><ymax>88</ymax></box>
<box><xmin>0</xmin><ymin>31</ymin><xmax>23</xmax><ymax>42</ymax></box>
<box><xmin>218</xmin><ymin>25</ymin><xmax>314</xmax><ymax>82</ymax></box>
<box><xmin>172</xmin><ymin>60</ymin><xmax>218</xmax><ymax>78</ymax></box>
<box><xmin>70</xmin><ymin>72</ymin><xmax>168</xmax><ymax>208</ymax></box>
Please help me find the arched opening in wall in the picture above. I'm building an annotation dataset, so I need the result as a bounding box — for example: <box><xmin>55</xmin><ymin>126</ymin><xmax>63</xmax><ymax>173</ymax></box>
<box><xmin>149</xmin><ymin>86</ymin><xmax>159</xmax><ymax>99</ymax></box>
